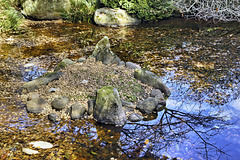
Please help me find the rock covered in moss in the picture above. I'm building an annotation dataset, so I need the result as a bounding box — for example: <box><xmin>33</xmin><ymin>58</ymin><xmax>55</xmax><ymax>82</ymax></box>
<box><xmin>93</xmin><ymin>86</ymin><xmax>126</xmax><ymax>126</ymax></box>
<box><xmin>90</xmin><ymin>36</ymin><xmax>121</xmax><ymax>65</ymax></box>
<box><xmin>54</xmin><ymin>58</ymin><xmax>74</xmax><ymax>72</ymax></box>
<box><xmin>51</xmin><ymin>96</ymin><xmax>69</xmax><ymax>110</ymax></box>
<box><xmin>94</xmin><ymin>8</ymin><xmax>141</xmax><ymax>27</ymax></box>
<box><xmin>134</xmin><ymin>69</ymin><xmax>171</xmax><ymax>97</ymax></box>
<box><xmin>70</xmin><ymin>102</ymin><xmax>86</xmax><ymax>120</ymax></box>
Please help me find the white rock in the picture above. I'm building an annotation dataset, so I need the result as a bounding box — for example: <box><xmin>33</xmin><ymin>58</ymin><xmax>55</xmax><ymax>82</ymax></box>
<box><xmin>30</xmin><ymin>141</ymin><xmax>53</xmax><ymax>149</ymax></box>
<box><xmin>80</xmin><ymin>80</ymin><xmax>89</xmax><ymax>84</ymax></box>
<box><xmin>24</xmin><ymin>63</ymin><xmax>35</xmax><ymax>68</ymax></box>
<box><xmin>22</xmin><ymin>148</ymin><xmax>39</xmax><ymax>155</ymax></box>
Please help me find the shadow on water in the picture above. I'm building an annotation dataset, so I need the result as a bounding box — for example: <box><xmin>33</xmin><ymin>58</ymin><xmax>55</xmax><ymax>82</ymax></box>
<box><xmin>0</xmin><ymin>18</ymin><xmax>239</xmax><ymax>159</ymax></box>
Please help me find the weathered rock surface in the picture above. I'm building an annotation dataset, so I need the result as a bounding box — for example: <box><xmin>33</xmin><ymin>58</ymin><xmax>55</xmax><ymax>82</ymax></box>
<box><xmin>48</xmin><ymin>113</ymin><xmax>60</xmax><ymax>122</ymax></box>
<box><xmin>136</xmin><ymin>97</ymin><xmax>158</xmax><ymax>114</ymax></box>
<box><xmin>150</xmin><ymin>89</ymin><xmax>166</xmax><ymax>105</ymax></box>
<box><xmin>94</xmin><ymin>8</ymin><xmax>141</xmax><ymax>27</ymax></box>
<box><xmin>87</xmin><ymin>99</ymin><xmax>95</xmax><ymax>115</ymax></box>
<box><xmin>20</xmin><ymin>0</ymin><xmax>71</xmax><ymax>20</ymax></box>
<box><xmin>93</xmin><ymin>86</ymin><xmax>126</xmax><ymax>126</ymax></box>
<box><xmin>54</xmin><ymin>58</ymin><xmax>74</xmax><ymax>72</ymax></box>
<box><xmin>26</xmin><ymin>97</ymin><xmax>47</xmax><ymax>114</ymax></box>
<box><xmin>51</xmin><ymin>96</ymin><xmax>69</xmax><ymax>110</ymax></box>
<box><xmin>70</xmin><ymin>102</ymin><xmax>86</xmax><ymax>120</ymax></box>
<box><xmin>134</xmin><ymin>69</ymin><xmax>171</xmax><ymax>97</ymax></box>
<box><xmin>27</xmin><ymin>92</ymin><xmax>40</xmax><ymax>101</ymax></box>
<box><xmin>128</xmin><ymin>113</ymin><xmax>144</xmax><ymax>122</ymax></box>
<box><xmin>90</xmin><ymin>36</ymin><xmax>121</xmax><ymax>65</ymax></box>
<box><xmin>22</xmin><ymin>72</ymin><xmax>62</xmax><ymax>93</ymax></box>
<box><xmin>77</xmin><ymin>57</ymin><xmax>86</xmax><ymax>63</ymax></box>
<box><xmin>126</xmin><ymin>62</ymin><xmax>141</xmax><ymax>70</ymax></box>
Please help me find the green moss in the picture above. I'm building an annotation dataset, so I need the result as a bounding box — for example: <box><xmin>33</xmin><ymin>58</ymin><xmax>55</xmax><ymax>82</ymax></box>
<box><xmin>54</xmin><ymin>61</ymin><xmax>67</xmax><ymax>72</ymax></box>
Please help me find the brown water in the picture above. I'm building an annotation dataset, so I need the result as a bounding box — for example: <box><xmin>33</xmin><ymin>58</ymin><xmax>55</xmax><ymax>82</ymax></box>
<box><xmin>0</xmin><ymin>18</ymin><xmax>239</xmax><ymax>159</ymax></box>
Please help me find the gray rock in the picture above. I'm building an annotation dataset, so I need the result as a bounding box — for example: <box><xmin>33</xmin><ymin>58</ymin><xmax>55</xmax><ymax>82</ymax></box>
<box><xmin>70</xmin><ymin>102</ymin><xmax>86</xmax><ymax>120</ymax></box>
<box><xmin>155</xmin><ymin>104</ymin><xmax>166</xmax><ymax>112</ymax></box>
<box><xmin>51</xmin><ymin>96</ymin><xmax>69</xmax><ymax>110</ymax></box>
<box><xmin>128</xmin><ymin>113</ymin><xmax>144</xmax><ymax>122</ymax></box>
<box><xmin>122</xmin><ymin>100</ymin><xmax>135</xmax><ymax>109</ymax></box>
<box><xmin>26</xmin><ymin>98</ymin><xmax>46</xmax><ymax>114</ymax></box>
<box><xmin>136</xmin><ymin>97</ymin><xmax>158</xmax><ymax>114</ymax></box>
<box><xmin>20</xmin><ymin>0</ymin><xmax>71</xmax><ymax>20</ymax></box>
<box><xmin>134</xmin><ymin>69</ymin><xmax>171</xmax><ymax>97</ymax></box>
<box><xmin>126</xmin><ymin>62</ymin><xmax>141</xmax><ymax>70</ymax></box>
<box><xmin>118</xmin><ymin>61</ymin><xmax>125</xmax><ymax>66</ymax></box>
<box><xmin>93</xmin><ymin>86</ymin><xmax>126</xmax><ymax>126</ymax></box>
<box><xmin>27</xmin><ymin>92</ymin><xmax>39</xmax><ymax>101</ymax></box>
<box><xmin>87</xmin><ymin>99</ymin><xmax>95</xmax><ymax>115</ymax></box>
<box><xmin>77</xmin><ymin>57</ymin><xmax>86</xmax><ymax>62</ymax></box>
<box><xmin>94</xmin><ymin>8</ymin><xmax>141</xmax><ymax>27</ymax></box>
<box><xmin>22</xmin><ymin>72</ymin><xmax>62</xmax><ymax>93</ymax></box>
<box><xmin>90</xmin><ymin>36</ymin><xmax>121</xmax><ymax>65</ymax></box>
<box><xmin>150</xmin><ymin>89</ymin><xmax>166</xmax><ymax>105</ymax></box>
<box><xmin>48</xmin><ymin>113</ymin><xmax>60</xmax><ymax>122</ymax></box>
<box><xmin>54</xmin><ymin>59</ymin><xmax>74</xmax><ymax>72</ymax></box>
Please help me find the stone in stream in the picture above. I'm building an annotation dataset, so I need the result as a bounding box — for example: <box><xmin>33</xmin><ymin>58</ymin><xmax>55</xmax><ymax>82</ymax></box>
<box><xmin>26</xmin><ymin>97</ymin><xmax>47</xmax><ymax>114</ymax></box>
<box><xmin>93</xmin><ymin>86</ymin><xmax>126</xmax><ymax>126</ymax></box>
<box><xmin>136</xmin><ymin>97</ymin><xmax>159</xmax><ymax>114</ymax></box>
<box><xmin>126</xmin><ymin>62</ymin><xmax>141</xmax><ymax>70</ymax></box>
<box><xmin>51</xmin><ymin>96</ymin><xmax>69</xmax><ymax>110</ymax></box>
<box><xmin>54</xmin><ymin>58</ymin><xmax>74</xmax><ymax>72</ymax></box>
<box><xmin>48</xmin><ymin>113</ymin><xmax>60</xmax><ymax>122</ymax></box>
<box><xmin>90</xmin><ymin>36</ymin><xmax>121</xmax><ymax>65</ymax></box>
<box><xmin>128</xmin><ymin>113</ymin><xmax>144</xmax><ymax>122</ymax></box>
<box><xmin>150</xmin><ymin>89</ymin><xmax>166</xmax><ymax>105</ymax></box>
<box><xmin>70</xmin><ymin>102</ymin><xmax>86</xmax><ymax>120</ymax></box>
<box><xmin>134</xmin><ymin>68</ymin><xmax>171</xmax><ymax>97</ymax></box>
<box><xmin>87</xmin><ymin>99</ymin><xmax>95</xmax><ymax>115</ymax></box>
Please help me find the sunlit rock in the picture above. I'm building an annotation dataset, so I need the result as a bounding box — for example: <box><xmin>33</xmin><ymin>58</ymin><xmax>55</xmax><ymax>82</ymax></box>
<box><xmin>126</xmin><ymin>62</ymin><xmax>141</xmax><ymax>70</ymax></box>
<box><xmin>20</xmin><ymin>0</ymin><xmax>71</xmax><ymax>20</ymax></box>
<box><xmin>51</xmin><ymin>96</ymin><xmax>69</xmax><ymax>110</ymax></box>
<box><xmin>26</xmin><ymin>97</ymin><xmax>46</xmax><ymax>114</ymax></box>
<box><xmin>54</xmin><ymin>58</ymin><xmax>74</xmax><ymax>72</ymax></box>
<box><xmin>70</xmin><ymin>102</ymin><xmax>86</xmax><ymax>120</ymax></box>
<box><xmin>90</xmin><ymin>36</ymin><xmax>121</xmax><ymax>65</ymax></box>
<box><xmin>29</xmin><ymin>141</ymin><xmax>53</xmax><ymax>149</ymax></box>
<box><xmin>134</xmin><ymin>69</ymin><xmax>171</xmax><ymax>97</ymax></box>
<box><xmin>93</xmin><ymin>86</ymin><xmax>126</xmax><ymax>126</ymax></box>
<box><xmin>94</xmin><ymin>8</ymin><xmax>141</xmax><ymax>27</ymax></box>
<box><xmin>22</xmin><ymin>148</ymin><xmax>39</xmax><ymax>155</ymax></box>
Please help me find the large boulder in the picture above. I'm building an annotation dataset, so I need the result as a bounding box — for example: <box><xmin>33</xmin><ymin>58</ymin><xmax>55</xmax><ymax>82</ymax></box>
<box><xmin>19</xmin><ymin>0</ymin><xmax>71</xmax><ymax>20</ymax></box>
<box><xmin>134</xmin><ymin>69</ymin><xmax>171</xmax><ymax>97</ymax></box>
<box><xmin>93</xmin><ymin>86</ymin><xmax>126</xmax><ymax>126</ymax></box>
<box><xmin>22</xmin><ymin>71</ymin><xmax>62</xmax><ymax>93</ymax></box>
<box><xmin>94</xmin><ymin>8</ymin><xmax>141</xmax><ymax>27</ymax></box>
<box><xmin>90</xmin><ymin>36</ymin><xmax>121</xmax><ymax>65</ymax></box>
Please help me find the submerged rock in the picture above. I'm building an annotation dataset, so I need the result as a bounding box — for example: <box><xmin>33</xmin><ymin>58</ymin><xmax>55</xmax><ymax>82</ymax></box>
<box><xmin>90</xmin><ymin>36</ymin><xmax>121</xmax><ymax>65</ymax></box>
<box><xmin>94</xmin><ymin>8</ymin><xmax>141</xmax><ymax>27</ymax></box>
<box><xmin>93</xmin><ymin>86</ymin><xmax>126</xmax><ymax>126</ymax></box>
<box><xmin>51</xmin><ymin>96</ymin><xmax>69</xmax><ymax>110</ymax></box>
<box><xmin>70</xmin><ymin>102</ymin><xmax>86</xmax><ymax>120</ymax></box>
<box><xmin>134</xmin><ymin>69</ymin><xmax>171</xmax><ymax>97</ymax></box>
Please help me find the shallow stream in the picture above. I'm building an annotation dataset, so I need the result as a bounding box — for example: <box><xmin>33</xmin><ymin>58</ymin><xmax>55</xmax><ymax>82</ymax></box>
<box><xmin>0</xmin><ymin>18</ymin><xmax>239</xmax><ymax>159</ymax></box>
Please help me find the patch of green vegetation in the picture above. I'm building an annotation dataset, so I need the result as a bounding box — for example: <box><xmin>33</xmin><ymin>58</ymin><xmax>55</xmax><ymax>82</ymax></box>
<box><xmin>61</xmin><ymin>0</ymin><xmax>99</xmax><ymax>23</ymax></box>
<box><xmin>100</xmin><ymin>0</ymin><xmax>174</xmax><ymax>21</ymax></box>
<box><xmin>0</xmin><ymin>0</ymin><xmax>23</xmax><ymax>33</ymax></box>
